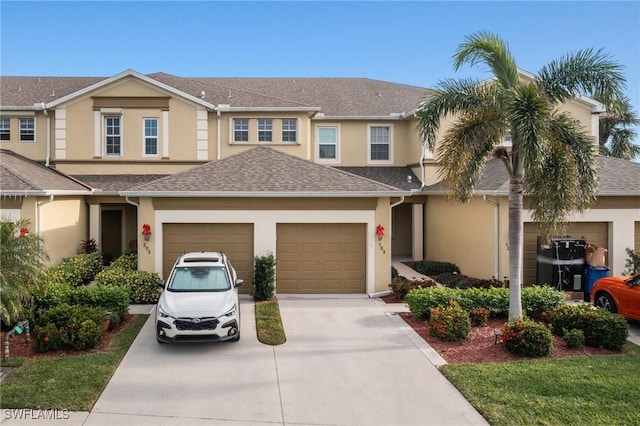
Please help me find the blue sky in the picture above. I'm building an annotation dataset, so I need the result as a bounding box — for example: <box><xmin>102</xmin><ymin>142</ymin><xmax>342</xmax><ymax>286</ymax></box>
<box><xmin>1</xmin><ymin>1</ymin><xmax>639</xmax><ymax>114</ymax></box>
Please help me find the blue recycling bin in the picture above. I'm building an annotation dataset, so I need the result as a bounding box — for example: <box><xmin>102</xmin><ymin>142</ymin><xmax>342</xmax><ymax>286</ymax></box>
<box><xmin>585</xmin><ymin>266</ymin><xmax>609</xmax><ymax>295</ymax></box>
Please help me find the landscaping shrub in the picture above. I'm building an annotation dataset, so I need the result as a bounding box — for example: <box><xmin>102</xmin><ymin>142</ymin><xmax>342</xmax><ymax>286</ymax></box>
<box><xmin>391</xmin><ymin>266</ymin><xmax>398</xmax><ymax>279</ymax></box>
<box><xmin>563</xmin><ymin>328</ymin><xmax>585</xmax><ymax>348</ymax></box>
<box><xmin>543</xmin><ymin>304</ymin><xmax>590</xmax><ymax>335</ymax></box>
<box><xmin>33</xmin><ymin>282</ymin><xmax>129</xmax><ymax>321</ymax></box>
<box><xmin>622</xmin><ymin>247</ymin><xmax>640</xmax><ymax>275</ymax></box>
<box><xmin>40</xmin><ymin>252</ymin><xmax>104</xmax><ymax>287</ymax></box>
<box><xmin>469</xmin><ymin>307</ymin><xmax>490</xmax><ymax>326</ymax></box>
<box><xmin>501</xmin><ymin>318</ymin><xmax>553</xmax><ymax>357</ymax></box>
<box><xmin>389</xmin><ymin>276</ymin><xmax>435</xmax><ymax>300</ymax></box>
<box><xmin>521</xmin><ymin>285</ymin><xmax>565</xmax><ymax>319</ymax></box>
<box><xmin>436</xmin><ymin>273</ymin><xmax>506</xmax><ymax>289</ymax></box>
<box><xmin>94</xmin><ymin>268</ymin><xmax>161</xmax><ymax>304</ymax></box>
<box><xmin>428</xmin><ymin>301</ymin><xmax>471</xmax><ymax>342</ymax></box>
<box><xmin>35</xmin><ymin>304</ymin><xmax>105</xmax><ymax>352</ymax></box>
<box><xmin>405</xmin><ymin>287</ymin><xmax>463</xmax><ymax>320</ymax></box>
<box><xmin>109</xmin><ymin>252</ymin><xmax>138</xmax><ymax>271</ymax></box>
<box><xmin>413</xmin><ymin>260</ymin><xmax>460</xmax><ymax>276</ymax></box>
<box><xmin>253</xmin><ymin>254</ymin><xmax>276</xmax><ymax>301</ymax></box>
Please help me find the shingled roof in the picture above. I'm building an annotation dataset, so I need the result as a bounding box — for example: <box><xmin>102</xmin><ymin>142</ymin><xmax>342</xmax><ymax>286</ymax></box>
<box><xmin>0</xmin><ymin>71</ymin><xmax>430</xmax><ymax>117</ymax></box>
<box><xmin>71</xmin><ymin>174</ymin><xmax>169</xmax><ymax>194</ymax></box>
<box><xmin>121</xmin><ymin>146</ymin><xmax>407</xmax><ymax>197</ymax></box>
<box><xmin>336</xmin><ymin>167</ymin><xmax>422</xmax><ymax>191</ymax></box>
<box><xmin>422</xmin><ymin>156</ymin><xmax>640</xmax><ymax>196</ymax></box>
<box><xmin>0</xmin><ymin>150</ymin><xmax>91</xmax><ymax>195</ymax></box>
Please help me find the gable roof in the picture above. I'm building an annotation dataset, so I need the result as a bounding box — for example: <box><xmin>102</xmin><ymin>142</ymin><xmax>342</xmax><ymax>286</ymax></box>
<box><xmin>0</xmin><ymin>150</ymin><xmax>92</xmax><ymax>195</ymax></box>
<box><xmin>422</xmin><ymin>156</ymin><xmax>640</xmax><ymax>196</ymax></box>
<box><xmin>71</xmin><ymin>174</ymin><xmax>169</xmax><ymax>195</ymax></box>
<box><xmin>121</xmin><ymin>146</ymin><xmax>408</xmax><ymax>197</ymax></box>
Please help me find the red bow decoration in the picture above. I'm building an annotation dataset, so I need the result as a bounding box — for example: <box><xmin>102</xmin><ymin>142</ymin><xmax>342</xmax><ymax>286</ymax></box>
<box><xmin>376</xmin><ymin>225</ymin><xmax>385</xmax><ymax>239</ymax></box>
<box><xmin>19</xmin><ymin>227</ymin><xmax>29</xmax><ymax>237</ymax></box>
<box><xmin>141</xmin><ymin>224</ymin><xmax>151</xmax><ymax>236</ymax></box>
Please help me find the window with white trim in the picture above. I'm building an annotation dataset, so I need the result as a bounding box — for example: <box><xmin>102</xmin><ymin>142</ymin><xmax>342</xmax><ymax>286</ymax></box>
<box><xmin>0</xmin><ymin>118</ymin><xmax>10</xmax><ymax>141</ymax></box>
<box><xmin>105</xmin><ymin>116</ymin><xmax>121</xmax><ymax>155</ymax></box>
<box><xmin>282</xmin><ymin>119</ymin><xmax>297</xmax><ymax>142</ymax></box>
<box><xmin>369</xmin><ymin>125</ymin><xmax>391</xmax><ymax>161</ymax></box>
<box><xmin>233</xmin><ymin>119</ymin><xmax>249</xmax><ymax>142</ymax></box>
<box><xmin>144</xmin><ymin>118</ymin><xmax>158</xmax><ymax>156</ymax></box>
<box><xmin>258</xmin><ymin>119</ymin><xmax>273</xmax><ymax>142</ymax></box>
<box><xmin>19</xmin><ymin>118</ymin><xmax>35</xmax><ymax>142</ymax></box>
<box><xmin>317</xmin><ymin>126</ymin><xmax>338</xmax><ymax>161</ymax></box>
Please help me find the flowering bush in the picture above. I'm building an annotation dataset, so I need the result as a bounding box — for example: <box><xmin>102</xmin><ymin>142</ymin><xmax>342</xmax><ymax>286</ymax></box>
<box><xmin>35</xmin><ymin>304</ymin><xmax>105</xmax><ymax>352</ymax></box>
<box><xmin>469</xmin><ymin>307</ymin><xmax>490</xmax><ymax>326</ymax></box>
<box><xmin>35</xmin><ymin>323</ymin><xmax>64</xmax><ymax>352</ymax></box>
<box><xmin>428</xmin><ymin>301</ymin><xmax>471</xmax><ymax>342</ymax></box>
<box><xmin>563</xmin><ymin>328</ymin><xmax>585</xmax><ymax>348</ymax></box>
<box><xmin>501</xmin><ymin>318</ymin><xmax>553</xmax><ymax>357</ymax></box>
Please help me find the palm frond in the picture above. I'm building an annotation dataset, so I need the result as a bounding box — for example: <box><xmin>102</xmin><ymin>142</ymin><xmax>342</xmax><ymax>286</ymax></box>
<box><xmin>610</xmin><ymin>128</ymin><xmax>640</xmax><ymax>160</ymax></box>
<box><xmin>453</xmin><ymin>31</ymin><xmax>519</xmax><ymax>90</ymax></box>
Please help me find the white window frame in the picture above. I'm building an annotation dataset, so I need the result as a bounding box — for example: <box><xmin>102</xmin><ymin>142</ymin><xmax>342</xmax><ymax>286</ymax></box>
<box><xmin>315</xmin><ymin>124</ymin><xmax>340</xmax><ymax>163</ymax></box>
<box><xmin>367</xmin><ymin>124</ymin><xmax>393</xmax><ymax>164</ymax></box>
<box><xmin>0</xmin><ymin>117</ymin><xmax>10</xmax><ymax>141</ymax></box>
<box><xmin>282</xmin><ymin>119</ymin><xmax>297</xmax><ymax>143</ymax></box>
<box><xmin>233</xmin><ymin>118</ymin><xmax>249</xmax><ymax>143</ymax></box>
<box><xmin>19</xmin><ymin>118</ymin><xmax>35</xmax><ymax>142</ymax></box>
<box><xmin>143</xmin><ymin>117</ymin><xmax>159</xmax><ymax>157</ymax></box>
<box><xmin>257</xmin><ymin>119</ymin><xmax>273</xmax><ymax>142</ymax></box>
<box><xmin>104</xmin><ymin>116</ymin><xmax>122</xmax><ymax>156</ymax></box>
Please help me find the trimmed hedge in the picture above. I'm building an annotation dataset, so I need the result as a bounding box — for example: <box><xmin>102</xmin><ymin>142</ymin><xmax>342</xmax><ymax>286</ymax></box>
<box><xmin>33</xmin><ymin>282</ymin><xmax>129</xmax><ymax>321</ymax></box>
<box><xmin>389</xmin><ymin>276</ymin><xmax>436</xmax><ymax>300</ymax></box>
<box><xmin>436</xmin><ymin>273</ymin><xmax>506</xmax><ymax>289</ymax></box>
<box><xmin>94</xmin><ymin>268</ymin><xmax>161</xmax><ymax>304</ymax></box>
<box><xmin>109</xmin><ymin>252</ymin><xmax>138</xmax><ymax>271</ymax></box>
<box><xmin>40</xmin><ymin>252</ymin><xmax>104</xmax><ymax>287</ymax></box>
<box><xmin>413</xmin><ymin>260</ymin><xmax>460</xmax><ymax>276</ymax></box>
<box><xmin>405</xmin><ymin>285</ymin><xmax>564</xmax><ymax>320</ymax></box>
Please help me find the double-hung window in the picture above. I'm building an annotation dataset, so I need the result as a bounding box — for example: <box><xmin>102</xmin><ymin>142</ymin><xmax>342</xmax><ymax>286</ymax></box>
<box><xmin>105</xmin><ymin>116</ymin><xmax>121</xmax><ymax>155</ymax></box>
<box><xmin>317</xmin><ymin>126</ymin><xmax>338</xmax><ymax>161</ymax></box>
<box><xmin>282</xmin><ymin>119</ymin><xmax>297</xmax><ymax>142</ymax></box>
<box><xmin>19</xmin><ymin>118</ymin><xmax>35</xmax><ymax>142</ymax></box>
<box><xmin>258</xmin><ymin>119</ymin><xmax>273</xmax><ymax>142</ymax></box>
<box><xmin>369</xmin><ymin>125</ymin><xmax>391</xmax><ymax>161</ymax></box>
<box><xmin>0</xmin><ymin>118</ymin><xmax>10</xmax><ymax>141</ymax></box>
<box><xmin>144</xmin><ymin>118</ymin><xmax>159</xmax><ymax>156</ymax></box>
<box><xmin>233</xmin><ymin>119</ymin><xmax>249</xmax><ymax>142</ymax></box>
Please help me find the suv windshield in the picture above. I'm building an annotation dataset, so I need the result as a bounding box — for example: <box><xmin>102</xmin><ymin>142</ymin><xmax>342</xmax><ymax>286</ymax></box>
<box><xmin>168</xmin><ymin>266</ymin><xmax>231</xmax><ymax>292</ymax></box>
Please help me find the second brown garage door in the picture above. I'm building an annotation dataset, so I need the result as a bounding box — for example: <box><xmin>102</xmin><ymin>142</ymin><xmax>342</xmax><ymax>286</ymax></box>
<box><xmin>277</xmin><ymin>223</ymin><xmax>366</xmax><ymax>293</ymax></box>
<box><xmin>163</xmin><ymin>223</ymin><xmax>253</xmax><ymax>294</ymax></box>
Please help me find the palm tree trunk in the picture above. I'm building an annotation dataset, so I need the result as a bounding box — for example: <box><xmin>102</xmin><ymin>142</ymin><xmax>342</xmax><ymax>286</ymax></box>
<box><xmin>508</xmin><ymin>178</ymin><xmax>524</xmax><ymax>320</ymax></box>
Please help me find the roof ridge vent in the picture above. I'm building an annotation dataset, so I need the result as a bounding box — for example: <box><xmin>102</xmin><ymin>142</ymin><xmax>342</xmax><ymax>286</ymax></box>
<box><xmin>228</xmin><ymin>89</ymin><xmax>232</xmax><ymax>98</ymax></box>
<box><xmin>51</xmin><ymin>89</ymin><xmax>55</xmax><ymax>97</ymax></box>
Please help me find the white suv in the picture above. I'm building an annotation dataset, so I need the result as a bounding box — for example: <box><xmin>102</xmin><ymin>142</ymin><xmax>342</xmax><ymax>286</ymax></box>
<box><xmin>155</xmin><ymin>252</ymin><xmax>242</xmax><ymax>343</ymax></box>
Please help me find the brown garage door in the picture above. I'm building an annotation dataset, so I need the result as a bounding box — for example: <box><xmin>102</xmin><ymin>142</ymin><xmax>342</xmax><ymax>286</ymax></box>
<box><xmin>523</xmin><ymin>222</ymin><xmax>608</xmax><ymax>285</ymax></box>
<box><xmin>163</xmin><ymin>223</ymin><xmax>253</xmax><ymax>294</ymax></box>
<box><xmin>277</xmin><ymin>223</ymin><xmax>366</xmax><ymax>293</ymax></box>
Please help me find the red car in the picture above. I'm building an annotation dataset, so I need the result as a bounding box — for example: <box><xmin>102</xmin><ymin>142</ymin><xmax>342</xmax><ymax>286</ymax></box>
<box><xmin>591</xmin><ymin>274</ymin><xmax>640</xmax><ymax>321</ymax></box>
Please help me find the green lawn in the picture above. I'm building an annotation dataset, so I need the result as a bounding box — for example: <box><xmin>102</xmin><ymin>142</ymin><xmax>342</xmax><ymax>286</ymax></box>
<box><xmin>0</xmin><ymin>315</ymin><xmax>147</xmax><ymax>411</ymax></box>
<box><xmin>255</xmin><ymin>300</ymin><xmax>286</xmax><ymax>345</ymax></box>
<box><xmin>441</xmin><ymin>343</ymin><xmax>640</xmax><ymax>426</ymax></box>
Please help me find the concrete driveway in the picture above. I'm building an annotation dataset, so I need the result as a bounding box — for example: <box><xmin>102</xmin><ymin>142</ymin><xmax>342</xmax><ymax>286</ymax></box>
<box><xmin>78</xmin><ymin>296</ymin><xmax>486</xmax><ymax>425</ymax></box>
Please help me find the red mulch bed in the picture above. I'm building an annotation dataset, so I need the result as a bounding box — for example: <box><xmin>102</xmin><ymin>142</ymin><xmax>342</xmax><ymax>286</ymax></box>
<box><xmin>399</xmin><ymin>313</ymin><xmax>621</xmax><ymax>364</ymax></box>
<box><xmin>1</xmin><ymin>314</ymin><xmax>137</xmax><ymax>361</ymax></box>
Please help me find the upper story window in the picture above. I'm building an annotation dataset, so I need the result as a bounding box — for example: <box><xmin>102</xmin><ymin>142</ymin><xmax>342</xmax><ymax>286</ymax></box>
<box><xmin>19</xmin><ymin>118</ymin><xmax>35</xmax><ymax>142</ymax></box>
<box><xmin>0</xmin><ymin>118</ymin><xmax>10</xmax><ymax>141</ymax></box>
<box><xmin>105</xmin><ymin>116</ymin><xmax>121</xmax><ymax>156</ymax></box>
<box><xmin>368</xmin><ymin>125</ymin><xmax>392</xmax><ymax>162</ymax></box>
<box><xmin>317</xmin><ymin>126</ymin><xmax>339</xmax><ymax>162</ymax></box>
<box><xmin>234</xmin><ymin>119</ymin><xmax>249</xmax><ymax>142</ymax></box>
<box><xmin>282</xmin><ymin>119</ymin><xmax>297</xmax><ymax>142</ymax></box>
<box><xmin>258</xmin><ymin>119</ymin><xmax>273</xmax><ymax>142</ymax></box>
<box><xmin>144</xmin><ymin>118</ymin><xmax>158</xmax><ymax>156</ymax></box>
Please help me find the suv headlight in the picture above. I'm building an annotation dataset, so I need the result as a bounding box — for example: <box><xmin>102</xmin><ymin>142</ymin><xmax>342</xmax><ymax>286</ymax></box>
<box><xmin>157</xmin><ymin>304</ymin><xmax>175</xmax><ymax>319</ymax></box>
<box><xmin>223</xmin><ymin>304</ymin><xmax>237</xmax><ymax>317</ymax></box>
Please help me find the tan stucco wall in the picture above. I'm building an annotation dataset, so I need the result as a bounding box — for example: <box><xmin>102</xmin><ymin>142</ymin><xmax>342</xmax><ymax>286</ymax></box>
<box><xmin>374</xmin><ymin>197</ymin><xmax>392</xmax><ymax>293</ymax></box>
<box><xmin>38</xmin><ymin>196</ymin><xmax>88</xmax><ymax>265</ymax></box>
<box><xmin>0</xmin><ymin>113</ymin><xmax>48</xmax><ymax>161</ymax></box>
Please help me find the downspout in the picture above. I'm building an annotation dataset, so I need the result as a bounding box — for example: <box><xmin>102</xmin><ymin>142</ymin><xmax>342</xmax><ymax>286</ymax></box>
<box><xmin>483</xmin><ymin>195</ymin><xmax>500</xmax><ymax>279</ymax></box>
<box><xmin>42</xmin><ymin>102</ymin><xmax>51</xmax><ymax>167</ymax></box>
<box><xmin>390</xmin><ymin>196</ymin><xmax>405</xmax><ymax>209</ymax></box>
<box><xmin>419</xmin><ymin>143</ymin><xmax>426</xmax><ymax>187</ymax></box>
<box><xmin>216</xmin><ymin>109</ymin><xmax>221</xmax><ymax>160</ymax></box>
<box><xmin>37</xmin><ymin>195</ymin><xmax>54</xmax><ymax>236</ymax></box>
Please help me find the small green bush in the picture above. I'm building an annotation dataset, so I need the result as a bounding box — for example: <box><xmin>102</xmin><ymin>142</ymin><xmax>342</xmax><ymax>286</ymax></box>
<box><xmin>109</xmin><ymin>252</ymin><xmax>138</xmax><ymax>271</ymax></box>
<box><xmin>40</xmin><ymin>252</ymin><xmax>104</xmax><ymax>287</ymax></box>
<box><xmin>405</xmin><ymin>287</ymin><xmax>463</xmax><ymax>320</ymax></box>
<box><xmin>34</xmin><ymin>323</ymin><xmax>64</xmax><ymax>352</ymax></box>
<box><xmin>413</xmin><ymin>260</ymin><xmax>460</xmax><ymax>276</ymax></box>
<box><xmin>94</xmin><ymin>268</ymin><xmax>160</xmax><ymax>304</ymax></box>
<box><xmin>70</xmin><ymin>319</ymin><xmax>102</xmax><ymax>350</ymax></box>
<box><xmin>428</xmin><ymin>301</ymin><xmax>471</xmax><ymax>342</ymax></box>
<box><xmin>622</xmin><ymin>247</ymin><xmax>640</xmax><ymax>275</ymax></box>
<box><xmin>389</xmin><ymin>276</ymin><xmax>435</xmax><ymax>300</ymax></box>
<box><xmin>543</xmin><ymin>304</ymin><xmax>590</xmax><ymax>335</ymax></box>
<box><xmin>254</xmin><ymin>254</ymin><xmax>276</xmax><ymax>301</ymax></box>
<box><xmin>502</xmin><ymin>318</ymin><xmax>553</xmax><ymax>357</ymax></box>
<box><xmin>35</xmin><ymin>304</ymin><xmax>105</xmax><ymax>352</ymax></box>
<box><xmin>521</xmin><ymin>285</ymin><xmax>566</xmax><ymax>319</ymax></box>
<box><xmin>563</xmin><ymin>328</ymin><xmax>585</xmax><ymax>348</ymax></box>
<box><xmin>469</xmin><ymin>307</ymin><xmax>490</xmax><ymax>326</ymax></box>
<box><xmin>391</xmin><ymin>266</ymin><xmax>398</xmax><ymax>279</ymax></box>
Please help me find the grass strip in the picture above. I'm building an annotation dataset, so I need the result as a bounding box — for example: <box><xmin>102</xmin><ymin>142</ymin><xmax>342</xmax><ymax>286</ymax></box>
<box><xmin>441</xmin><ymin>343</ymin><xmax>640</xmax><ymax>426</ymax></box>
<box><xmin>0</xmin><ymin>314</ymin><xmax>148</xmax><ymax>411</ymax></box>
<box><xmin>255</xmin><ymin>300</ymin><xmax>286</xmax><ymax>345</ymax></box>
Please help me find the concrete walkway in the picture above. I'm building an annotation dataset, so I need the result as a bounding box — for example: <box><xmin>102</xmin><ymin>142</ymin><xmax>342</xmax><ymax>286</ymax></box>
<box><xmin>392</xmin><ymin>260</ymin><xmax>432</xmax><ymax>282</ymax></box>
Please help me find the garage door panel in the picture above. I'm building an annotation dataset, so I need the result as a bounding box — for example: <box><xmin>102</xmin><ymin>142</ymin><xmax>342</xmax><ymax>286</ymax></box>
<box><xmin>277</xmin><ymin>223</ymin><xmax>365</xmax><ymax>293</ymax></box>
<box><xmin>163</xmin><ymin>223</ymin><xmax>254</xmax><ymax>294</ymax></box>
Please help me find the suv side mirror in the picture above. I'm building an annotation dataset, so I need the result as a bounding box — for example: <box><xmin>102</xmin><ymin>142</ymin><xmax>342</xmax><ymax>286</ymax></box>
<box><xmin>234</xmin><ymin>279</ymin><xmax>244</xmax><ymax>287</ymax></box>
<box><xmin>158</xmin><ymin>279</ymin><xmax>165</xmax><ymax>288</ymax></box>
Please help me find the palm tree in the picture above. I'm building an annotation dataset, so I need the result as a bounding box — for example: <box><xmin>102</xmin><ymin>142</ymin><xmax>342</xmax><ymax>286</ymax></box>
<box><xmin>597</xmin><ymin>95</ymin><xmax>640</xmax><ymax>160</ymax></box>
<box><xmin>416</xmin><ymin>32</ymin><xmax>625</xmax><ymax>320</ymax></box>
<box><xmin>0</xmin><ymin>218</ymin><xmax>49</xmax><ymax>324</ymax></box>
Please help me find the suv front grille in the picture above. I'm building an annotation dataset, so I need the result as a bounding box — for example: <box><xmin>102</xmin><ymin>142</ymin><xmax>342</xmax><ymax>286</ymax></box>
<box><xmin>175</xmin><ymin>318</ymin><xmax>219</xmax><ymax>331</ymax></box>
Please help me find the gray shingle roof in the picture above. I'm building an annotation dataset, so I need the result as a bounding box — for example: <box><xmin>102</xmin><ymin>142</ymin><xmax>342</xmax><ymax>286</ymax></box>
<box><xmin>1</xmin><ymin>72</ymin><xmax>430</xmax><ymax>117</ymax></box>
<box><xmin>422</xmin><ymin>156</ymin><xmax>640</xmax><ymax>196</ymax></box>
<box><xmin>0</xmin><ymin>150</ymin><xmax>91</xmax><ymax>194</ymax></box>
<box><xmin>123</xmin><ymin>146</ymin><xmax>406</xmax><ymax>196</ymax></box>
<box><xmin>72</xmin><ymin>174</ymin><xmax>169</xmax><ymax>193</ymax></box>
<box><xmin>336</xmin><ymin>167</ymin><xmax>422</xmax><ymax>191</ymax></box>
